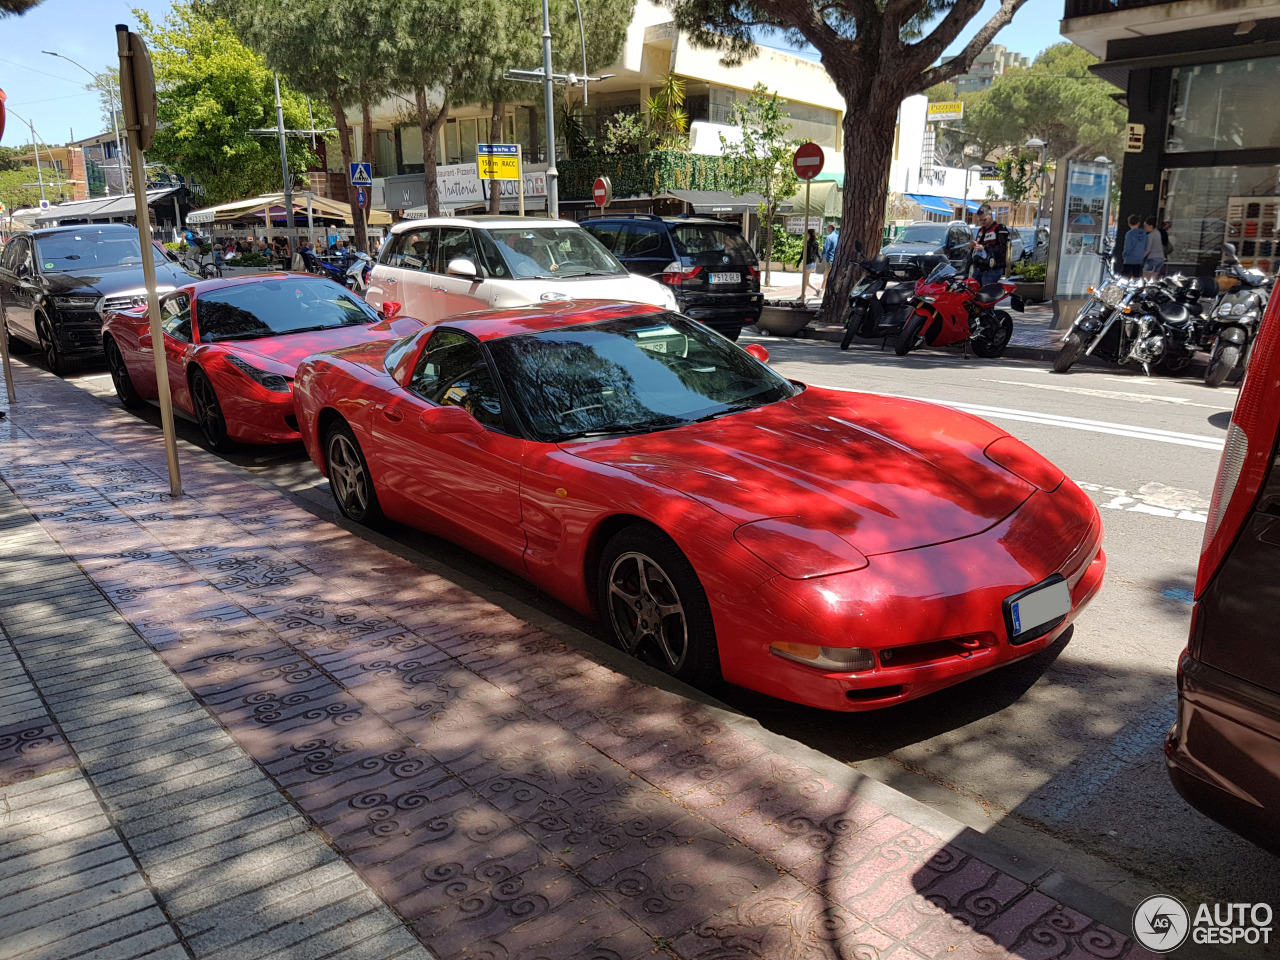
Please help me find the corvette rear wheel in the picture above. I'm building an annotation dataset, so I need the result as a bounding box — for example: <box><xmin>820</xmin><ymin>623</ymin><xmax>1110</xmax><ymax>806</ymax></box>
<box><xmin>324</xmin><ymin>420</ymin><xmax>383</xmax><ymax>526</ymax></box>
<box><xmin>190</xmin><ymin>368</ymin><xmax>233</xmax><ymax>452</ymax></box>
<box><xmin>104</xmin><ymin>337</ymin><xmax>144</xmax><ymax>409</ymax></box>
<box><xmin>598</xmin><ymin>526</ymin><xmax>720</xmax><ymax>686</ymax></box>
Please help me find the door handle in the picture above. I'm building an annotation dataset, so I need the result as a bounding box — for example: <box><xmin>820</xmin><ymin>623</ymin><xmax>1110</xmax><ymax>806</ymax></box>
<box><xmin>433</xmin><ymin>287</ymin><xmax>446</xmax><ymax>294</ymax></box>
<box><xmin>381</xmin><ymin>404</ymin><xmax>404</xmax><ymax>423</ymax></box>
<box><xmin>384</xmin><ymin>277</ymin><xmax>398</xmax><ymax>284</ymax></box>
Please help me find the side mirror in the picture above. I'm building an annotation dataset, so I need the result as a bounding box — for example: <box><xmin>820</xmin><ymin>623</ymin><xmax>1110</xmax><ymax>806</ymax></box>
<box><xmin>421</xmin><ymin>404</ymin><xmax>485</xmax><ymax>435</ymax></box>
<box><xmin>447</xmin><ymin>258</ymin><xmax>479</xmax><ymax>281</ymax></box>
<box><xmin>381</xmin><ymin>300</ymin><xmax>402</xmax><ymax>319</ymax></box>
<box><xmin>744</xmin><ymin>343</ymin><xmax>770</xmax><ymax>363</ymax></box>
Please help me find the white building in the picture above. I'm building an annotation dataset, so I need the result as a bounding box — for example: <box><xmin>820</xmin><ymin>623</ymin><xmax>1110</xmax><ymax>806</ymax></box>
<box><xmin>888</xmin><ymin>95</ymin><xmax>1003</xmax><ymax>223</ymax></box>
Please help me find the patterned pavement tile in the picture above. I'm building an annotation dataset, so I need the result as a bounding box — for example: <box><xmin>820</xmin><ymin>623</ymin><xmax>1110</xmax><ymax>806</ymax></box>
<box><xmin>0</xmin><ymin>718</ymin><xmax>76</xmax><ymax>787</ymax></box>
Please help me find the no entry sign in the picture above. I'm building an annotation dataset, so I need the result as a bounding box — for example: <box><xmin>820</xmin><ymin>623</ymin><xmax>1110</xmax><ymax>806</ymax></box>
<box><xmin>592</xmin><ymin>176</ymin><xmax>613</xmax><ymax>209</ymax></box>
<box><xmin>792</xmin><ymin>142</ymin><xmax>824</xmax><ymax>181</ymax></box>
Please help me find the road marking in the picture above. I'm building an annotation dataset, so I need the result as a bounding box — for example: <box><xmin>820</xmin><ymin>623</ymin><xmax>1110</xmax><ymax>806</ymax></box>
<box><xmin>809</xmin><ymin>384</ymin><xmax>1227</xmax><ymax>451</ymax></box>
<box><xmin>1077</xmin><ymin>482</ymin><xmax>1208</xmax><ymax>524</ymax></box>
<box><xmin>1162</xmin><ymin>588</ymin><xmax>1195</xmax><ymax>605</ymax></box>
<box><xmin>978</xmin><ymin>379</ymin><xmax>1229</xmax><ymax>410</ymax></box>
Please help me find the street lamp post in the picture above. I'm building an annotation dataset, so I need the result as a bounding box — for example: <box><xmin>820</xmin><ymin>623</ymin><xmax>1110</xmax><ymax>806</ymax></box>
<box><xmin>1026</xmin><ymin>137</ymin><xmax>1048</xmax><ymax>227</ymax></box>
<box><xmin>540</xmin><ymin>0</ymin><xmax>559</xmax><ymax>218</ymax></box>
<box><xmin>44</xmin><ymin>50</ymin><xmax>128</xmax><ymax>197</ymax></box>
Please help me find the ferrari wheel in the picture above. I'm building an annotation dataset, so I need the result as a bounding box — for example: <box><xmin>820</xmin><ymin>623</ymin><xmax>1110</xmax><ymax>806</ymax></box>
<box><xmin>598</xmin><ymin>526</ymin><xmax>720</xmax><ymax>686</ymax></box>
<box><xmin>894</xmin><ymin>314</ymin><xmax>926</xmax><ymax>356</ymax></box>
<box><xmin>36</xmin><ymin>314</ymin><xmax>68</xmax><ymax>376</ymax></box>
<box><xmin>104</xmin><ymin>338</ymin><xmax>144</xmax><ymax>409</ymax></box>
<box><xmin>324</xmin><ymin>420</ymin><xmax>383</xmax><ymax>526</ymax></box>
<box><xmin>190</xmin><ymin>368</ymin><xmax>233</xmax><ymax>452</ymax></box>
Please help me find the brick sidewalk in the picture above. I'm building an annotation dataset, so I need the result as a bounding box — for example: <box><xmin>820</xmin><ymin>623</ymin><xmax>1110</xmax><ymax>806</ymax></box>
<box><xmin>0</xmin><ymin>361</ymin><xmax>1160</xmax><ymax>960</ymax></box>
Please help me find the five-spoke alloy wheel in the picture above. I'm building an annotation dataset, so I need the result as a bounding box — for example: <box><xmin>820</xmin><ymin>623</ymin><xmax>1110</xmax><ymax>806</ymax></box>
<box><xmin>324</xmin><ymin>420</ymin><xmax>383</xmax><ymax>526</ymax></box>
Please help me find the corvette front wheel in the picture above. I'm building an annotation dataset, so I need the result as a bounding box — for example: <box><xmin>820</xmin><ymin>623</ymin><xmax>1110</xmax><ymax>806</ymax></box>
<box><xmin>324</xmin><ymin>420</ymin><xmax>383</xmax><ymax>527</ymax></box>
<box><xmin>597</xmin><ymin>526</ymin><xmax>720</xmax><ymax>687</ymax></box>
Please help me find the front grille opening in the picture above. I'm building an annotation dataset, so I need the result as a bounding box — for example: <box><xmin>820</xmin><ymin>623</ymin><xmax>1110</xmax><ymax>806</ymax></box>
<box><xmin>284</xmin><ymin>414</ymin><xmax>299</xmax><ymax>431</ymax></box>
<box><xmin>845</xmin><ymin>685</ymin><xmax>905</xmax><ymax>702</ymax></box>
<box><xmin>879</xmin><ymin>633</ymin><xmax>993</xmax><ymax>668</ymax></box>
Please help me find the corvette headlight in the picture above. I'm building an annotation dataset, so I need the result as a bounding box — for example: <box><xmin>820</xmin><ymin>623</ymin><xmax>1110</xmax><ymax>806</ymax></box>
<box><xmin>770</xmin><ymin>642</ymin><xmax>876</xmax><ymax>672</ymax></box>
<box><xmin>734</xmin><ymin>516</ymin><xmax>868</xmax><ymax>579</ymax></box>
<box><xmin>225</xmin><ymin>355</ymin><xmax>292</xmax><ymax>393</ymax></box>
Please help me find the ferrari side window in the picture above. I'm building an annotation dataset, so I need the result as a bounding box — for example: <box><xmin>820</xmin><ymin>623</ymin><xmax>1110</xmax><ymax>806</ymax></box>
<box><xmin>162</xmin><ymin>294</ymin><xmax>192</xmax><ymax>342</ymax></box>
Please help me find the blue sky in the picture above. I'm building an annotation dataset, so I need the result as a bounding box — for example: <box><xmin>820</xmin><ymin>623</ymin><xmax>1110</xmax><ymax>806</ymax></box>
<box><xmin>2</xmin><ymin>0</ymin><xmax>1067</xmax><ymax>151</ymax></box>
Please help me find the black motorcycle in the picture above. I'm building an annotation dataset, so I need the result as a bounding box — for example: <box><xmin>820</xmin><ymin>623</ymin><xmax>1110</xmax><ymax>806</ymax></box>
<box><xmin>1054</xmin><ymin>255</ymin><xmax>1204</xmax><ymax>375</ymax></box>
<box><xmin>840</xmin><ymin>242</ymin><xmax>932</xmax><ymax>350</ymax></box>
<box><xmin>1202</xmin><ymin>247</ymin><xmax>1272</xmax><ymax>387</ymax></box>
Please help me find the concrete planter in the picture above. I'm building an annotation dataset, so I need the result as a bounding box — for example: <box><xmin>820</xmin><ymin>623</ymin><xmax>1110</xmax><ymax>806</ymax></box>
<box><xmin>757</xmin><ymin>304</ymin><xmax>814</xmax><ymax>337</ymax></box>
<box><xmin>1013</xmin><ymin>281</ymin><xmax>1046</xmax><ymax>302</ymax></box>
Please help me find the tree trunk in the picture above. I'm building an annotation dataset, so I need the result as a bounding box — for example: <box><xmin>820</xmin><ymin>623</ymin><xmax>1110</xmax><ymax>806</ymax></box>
<box><xmin>763</xmin><ymin>201</ymin><xmax>776</xmax><ymax>289</ymax></box>
<box><xmin>488</xmin><ymin>99</ymin><xmax>504</xmax><ymax>215</ymax></box>
<box><xmin>819</xmin><ymin>89</ymin><xmax>902</xmax><ymax>322</ymax></box>
<box><xmin>416</xmin><ymin>88</ymin><xmax>450</xmax><ymax>218</ymax></box>
<box><xmin>328</xmin><ymin>90</ymin><xmax>367</xmax><ymax>254</ymax></box>
<box><xmin>352</xmin><ymin>100</ymin><xmax>374</xmax><ymax>253</ymax></box>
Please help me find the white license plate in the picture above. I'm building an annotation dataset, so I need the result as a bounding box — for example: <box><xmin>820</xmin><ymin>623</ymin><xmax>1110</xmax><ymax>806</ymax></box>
<box><xmin>709</xmin><ymin>272</ymin><xmax>741</xmax><ymax>284</ymax></box>
<box><xmin>1008</xmin><ymin>579</ymin><xmax>1071</xmax><ymax>638</ymax></box>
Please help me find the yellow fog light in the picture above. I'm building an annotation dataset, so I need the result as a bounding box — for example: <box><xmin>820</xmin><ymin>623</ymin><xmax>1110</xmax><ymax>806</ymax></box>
<box><xmin>770</xmin><ymin>643</ymin><xmax>875</xmax><ymax>672</ymax></box>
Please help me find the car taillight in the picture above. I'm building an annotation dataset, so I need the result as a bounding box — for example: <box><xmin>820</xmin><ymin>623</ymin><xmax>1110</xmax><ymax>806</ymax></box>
<box><xmin>662</xmin><ymin>262</ymin><xmax>702</xmax><ymax>285</ymax></box>
<box><xmin>1196</xmin><ymin>295</ymin><xmax>1280</xmax><ymax>597</ymax></box>
<box><xmin>747</xmin><ymin>265</ymin><xmax>760</xmax><ymax>281</ymax></box>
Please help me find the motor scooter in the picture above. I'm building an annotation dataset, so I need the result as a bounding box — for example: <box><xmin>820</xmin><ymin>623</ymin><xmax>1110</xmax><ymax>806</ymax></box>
<box><xmin>894</xmin><ymin>261</ymin><xmax>1023</xmax><ymax>358</ymax></box>
<box><xmin>345</xmin><ymin>251</ymin><xmax>374</xmax><ymax>293</ymax></box>
<box><xmin>840</xmin><ymin>241</ymin><xmax>929</xmax><ymax>350</ymax></box>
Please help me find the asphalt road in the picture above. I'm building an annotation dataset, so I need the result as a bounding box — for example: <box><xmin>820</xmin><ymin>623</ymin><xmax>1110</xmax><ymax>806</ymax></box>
<box><xmin>44</xmin><ymin>336</ymin><xmax>1279</xmax><ymax>915</ymax></box>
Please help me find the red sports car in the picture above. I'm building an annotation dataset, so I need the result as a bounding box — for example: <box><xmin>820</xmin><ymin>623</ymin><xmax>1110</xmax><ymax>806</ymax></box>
<box><xmin>102</xmin><ymin>273</ymin><xmax>422</xmax><ymax>450</ymax></box>
<box><xmin>293</xmin><ymin>301</ymin><xmax>1105</xmax><ymax>711</ymax></box>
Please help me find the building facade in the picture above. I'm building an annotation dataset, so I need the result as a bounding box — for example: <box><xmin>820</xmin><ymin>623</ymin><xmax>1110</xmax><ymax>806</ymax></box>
<box><xmin>1063</xmin><ymin>0</ymin><xmax>1280</xmax><ymax>275</ymax></box>
<box><xmin>944</xmin><ymin>44</ymin><xmax>1031</xmax><ymax>93</ymax></box>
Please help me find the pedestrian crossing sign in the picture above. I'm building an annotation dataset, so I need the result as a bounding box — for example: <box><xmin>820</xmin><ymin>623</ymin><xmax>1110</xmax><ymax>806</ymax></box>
<box><xmin>349</xmin><ymin>162</ymin><xmax>373</xmax><ymax>186</ymax></box>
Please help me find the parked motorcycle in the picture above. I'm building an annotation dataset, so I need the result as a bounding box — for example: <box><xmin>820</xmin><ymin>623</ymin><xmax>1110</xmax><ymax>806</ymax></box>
<box><xmin>1053</xmin><ymin>255</ymin><xmax>1202</xmax><ymax>375</ymax></box>
<box><xmin>893</xmin><ymin>260</ymin><xmax>1023</xmax><ymax>358</ymax></box>
<box><xmin>840</xmin><ymin>242</ymin><xmax>924</xmax><ymax>349</ymax></box>
<box><xmin>345</xmin><ymin>251</ymin><xmax>373</xmax><ymax>293</ymax></box>
<box><xmin>1200</xmin><ymin>245</ymin><xmax>1272</xmax><ymax>387</ymax></box>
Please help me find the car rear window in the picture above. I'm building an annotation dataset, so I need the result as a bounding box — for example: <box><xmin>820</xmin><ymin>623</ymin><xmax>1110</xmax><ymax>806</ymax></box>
<box><xmin>670</xmin><ymin>225</ymin><xmax>756</xmax><ymax>266</ymax></box>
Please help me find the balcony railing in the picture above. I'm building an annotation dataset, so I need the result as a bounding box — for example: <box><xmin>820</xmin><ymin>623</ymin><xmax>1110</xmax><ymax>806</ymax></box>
<box><xmin>1064</xmin><ymin>0</ymin><xmax>1174</xmax><ymax>17</ymax></box>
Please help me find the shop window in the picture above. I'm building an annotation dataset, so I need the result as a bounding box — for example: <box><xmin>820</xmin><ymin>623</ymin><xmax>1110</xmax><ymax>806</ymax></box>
<box><xmin>446</xmin><ymin>119</ymin><xmax>462</xmax><ymax>165</ymax></box>
<box><xmin>459</xmin><ymin>118</ymin><xmax>478</xmax><ymax>164</ymax></box>
<box><xmin>1162</xmin><ymin>165</ymin><xmax>1280</xmax><ymax>273</ymax></box>
<box><xmin>1167</xmin><ymin>58</ymin><xmax>1280</xmax><ymax>154</ymax></box>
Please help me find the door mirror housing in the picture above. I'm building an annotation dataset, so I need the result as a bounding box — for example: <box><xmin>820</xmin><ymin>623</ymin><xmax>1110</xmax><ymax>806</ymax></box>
<box><xmin>421</xmin><ymin>404</ymin><xmax>485</xmax><ymax>435</ymax></box>
<box><xmin>743</xmin><ymin>343</ymin><xmax>770</xmax><ymax>363</ymax></box>
<box><xmin>446</xmin><ymin>258</ymin><xmax>479</xmax><ymax>281</ymax></box>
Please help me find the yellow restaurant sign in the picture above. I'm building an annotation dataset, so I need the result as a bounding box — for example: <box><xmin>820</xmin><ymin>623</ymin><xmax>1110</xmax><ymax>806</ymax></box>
<box><xmin>927</xmin><ymin>101</ymin><xmax>964</xmax><ymax>122</ymax></box>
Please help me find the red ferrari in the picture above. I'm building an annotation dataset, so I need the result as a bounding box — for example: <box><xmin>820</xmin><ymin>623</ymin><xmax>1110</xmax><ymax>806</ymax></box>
<box><xmin>102</xmin><ymin>273</ymin><xmax>422</xmax><ymax>450</ymax></box>
<box><xmin>293</xmin><ymin>302</ymin><xmax>1105</xmax><ymax>711</ymax></box>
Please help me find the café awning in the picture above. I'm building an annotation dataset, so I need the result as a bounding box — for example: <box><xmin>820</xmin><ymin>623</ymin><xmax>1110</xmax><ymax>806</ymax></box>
<box><xmin>186</xmin><ymin>192</ymin><xmax>391</xmax><ymax>226</ymax></box>
<box><xmin>34</xmin><ymin>187</ymin><xmax>183</xmax><ymax>225</ymax></box>
<box><xmin>659</xmin><ymin>190</ymin><xmax>767</xmax><ymax>215</ymax></box>
<box><xmin>905</xmin><ymin>194</ymin><xmax>979</xmax><ymax>217</ymax></box>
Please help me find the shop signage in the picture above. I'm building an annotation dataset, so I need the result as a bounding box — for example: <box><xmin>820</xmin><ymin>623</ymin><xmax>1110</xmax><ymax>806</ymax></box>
<box><xmin>927</xmin><ymin>101</ymin><xmax>964</xmax><ymax>122</ymax></box>
<box><xmin>1126</xmin><ymin>123</ymin><xmax>1145</xmax><ymax>153</ymax></box>
<box><xmin>979</xmin><ymin>165</ymin><xmax>1000</xmax><ymax>181</ymax></box>
<box><xmin>437</xmin><ymin>163</ymin><xmax>547</xmax><ymax>206</ymax></box>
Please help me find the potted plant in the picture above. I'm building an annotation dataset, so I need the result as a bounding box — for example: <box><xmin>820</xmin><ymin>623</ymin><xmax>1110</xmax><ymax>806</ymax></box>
<box><xmin>1009</xmin><ymin>259</ymin><xmax>1046</xmax><ymax>302</ymax></box>
<box><xmin>756</xmin><ymin>300</ymin><xmax>815</xmax><ymax>336</ymax></box>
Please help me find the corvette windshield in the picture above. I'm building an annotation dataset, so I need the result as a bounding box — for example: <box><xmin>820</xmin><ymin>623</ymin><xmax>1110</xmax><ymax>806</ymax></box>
<box><xmin>196</xmin><ymin>278</ymin><xmax>378</xmax><ymax>342</ymax></box>
<box><xmin>487</xmin><ymin>313</ymin><xmax>797</xmax><ymax>442</ymax></box>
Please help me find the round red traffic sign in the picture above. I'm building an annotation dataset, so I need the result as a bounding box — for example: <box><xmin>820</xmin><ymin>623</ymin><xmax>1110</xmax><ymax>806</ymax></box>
<box><xmin>792</xmin><ymin>142</ymin><xmax>824</xmax><ymax>181</ymax></box>
<box><xmin>592</xmin><ymin>176</ymin><xmax>613</xmax><ymax>208</ymax></box>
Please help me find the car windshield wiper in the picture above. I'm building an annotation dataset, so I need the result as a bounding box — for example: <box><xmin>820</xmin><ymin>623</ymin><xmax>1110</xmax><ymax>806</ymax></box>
<box><xmin>210</xmin><ymin>331</ymin><xmax>276</xmax><ymax>341</ymax></box>
<box><xmin>688</xmin><ymin>402</ymin><xmax>755</xmax><ymax>424</ymax></box>
<box><xmin>554</xmin><ymin>416</ymin><xmax>687</xmax><ymax>442</ymax></box>
<box><xmin>278</xmin><ymin>324</ymin><xmax>351</xmax><ymax>335</ymax></box>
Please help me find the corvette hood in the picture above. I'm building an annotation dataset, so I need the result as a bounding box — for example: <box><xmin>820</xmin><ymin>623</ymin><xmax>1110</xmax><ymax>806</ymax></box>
<box><xmin>223</xmin><ymin>317</ymin><xmax>421</xmax><ymax>373</ymax></box>
<box><xmin>563</xmin><ymin>387</ymin><xmax>1034</xmax><ymax>556</ymax></box>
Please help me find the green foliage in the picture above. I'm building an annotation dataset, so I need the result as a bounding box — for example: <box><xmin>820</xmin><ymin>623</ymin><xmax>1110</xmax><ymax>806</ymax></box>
<box><xmin>231</xmin><ymin>251</ymin><xmax>272</xmax><ymax>266</ymax></box>
<box><xmin>559</xmin><ymin>150</ymin><xmax>746</xmax><ymax>200</ymax></box>
<box><xmin>600</xmin><ymin>111</ymin><xmax>650</xmax><ymax>156</ymax></box>
<box><xmin>1014</xmin><ymin>260</ymin><xmax>1046</xmax><ymax>281</ymax></box>
<box><xmin>0</xmin><ymin>0</ymin><xmax>42</xmax><ymax>15</ymax></box>
<box><xmin>0</xmin><ymin>165</ymin><xmax>73</xmax><ymax>210</ymax></box>
<box><xmin>923</xmin><ymin>82</ymin><xmax>957</xmax><ymax>103</ymax></box>
<box><xmin>719</xmin><ymin>83</ymin><xmax>799</xmax><ymax>212</ymax></box>
<box><xmin>995</xmin><ymin>152</ymin><xmax>1037</xmax><ymax>206</ymax></box>
<box><xmin>86</xmin><ymin>68</ymin><xmax>122</xmax><ymax>132</ymax></box>
<box><xmin>0</xmin><ymin>145</ymin><xmax>32</xmax><ymax>172</ymax></box>
<box><xmin>770</xmin><ymin>222</ymin><xmax>802</xmax><ymax>265</ymax></box>
<box><xmin>645</xmin><ymin>73</ymin><xmax>689</xmax><ymax>150</ymax></box>
<box><xmin>137</xmin><ymin>3</ymin><xmax>322</xmax><ymax>205</ymax></box>
<box><xmin>164</xmin><ymin>241</ymin><xmax>188</xmax><ymax>252</ymax></box>
<box><xmin>960</xmin><ymin>44</ymin><xmax>1125</xmax><ymax>160</ymax></box>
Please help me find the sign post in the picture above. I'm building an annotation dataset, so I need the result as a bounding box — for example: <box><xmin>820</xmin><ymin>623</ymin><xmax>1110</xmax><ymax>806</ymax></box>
<box><xmin>517</xmin><ymin>146</ymin><xmax>525</xmax><ymax>216</ymax></box>
<box><xmin>792</xmin><ymin>142</ymin><xmax>824</xmax><ymax>303</ymax></box>
<box><xmin>117</xmin><ymin>23</ymin><xmax>181</xmax><ymax>497</ymax></box>
<box><xmin>593</xmin><ymin>176</ymin><xmax>612</xmax><ymax>213</ymax></box>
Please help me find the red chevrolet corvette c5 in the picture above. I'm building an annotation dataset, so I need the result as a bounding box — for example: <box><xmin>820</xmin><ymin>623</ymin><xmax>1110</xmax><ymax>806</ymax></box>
<box><xmin>293</xmin><ymin>301</ymin><xmax>1105</xmax><ymax>711</ymax></box>
<box><xmin>102</xmin><ymin>273</ymin><xmax>422</xmax><ymax>450</ymax></box>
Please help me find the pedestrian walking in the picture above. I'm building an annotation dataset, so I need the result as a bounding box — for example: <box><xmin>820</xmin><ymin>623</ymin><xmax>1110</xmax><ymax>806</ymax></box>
<box><xmin>796</xmin><ymin>228</ymin><xmax>821</xmax><ymax>299</ymax></box>
<box><xmin>1142</xmin><ymin>216</ymin><xmax>1165</xmax><ymax>280</ymax></box>
<box><xmin>969</xmin><ymin>203</ymin><xmax>1009</xmax><ymax>285</ymax></box>
<box><xmin>1120</xmin><ymin>214</ymin><xmax>1146</xmax><ymax>278</ymax></box>
<box><xmin>817</xmin><ymin>222</ymin><xmax>839</xmax><ymax>290</ymax></box>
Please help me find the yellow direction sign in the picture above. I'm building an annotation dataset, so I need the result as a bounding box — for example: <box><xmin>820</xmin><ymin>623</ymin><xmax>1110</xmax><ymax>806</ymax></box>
<box><xmin>478</xmin><ymin>143</ymin><xmax>520</xmax><ymax>180</ymax></box>
<box><xmin>927</xmin><ymin>101</ymin><xmax>964</xmax><ymax>122</ymax></box>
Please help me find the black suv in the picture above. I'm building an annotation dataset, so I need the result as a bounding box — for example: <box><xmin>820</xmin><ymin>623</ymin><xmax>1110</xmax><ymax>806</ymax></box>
<box><xmin>582</xmin><ymin>214</ymin><xmax>762</xmax><ymax>340</ymax></box>
<box><xmin>0</xmin><ymin>224</ymin><xmax>194</xmax><ymax>374</ymax></box>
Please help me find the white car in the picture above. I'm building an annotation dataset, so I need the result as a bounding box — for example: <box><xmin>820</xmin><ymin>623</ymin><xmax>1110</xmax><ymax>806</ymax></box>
<box><xmin>365</xmin><ymin>215</ymin><xmax>677</xmax><ymax>323</ymax></box>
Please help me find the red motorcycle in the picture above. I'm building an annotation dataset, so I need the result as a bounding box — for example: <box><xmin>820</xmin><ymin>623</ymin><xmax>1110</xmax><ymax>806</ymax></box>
<box><xmin>894</xmin><ymin>261</ymin><xmax>1023</xmax><ymax>358</ymax></box>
